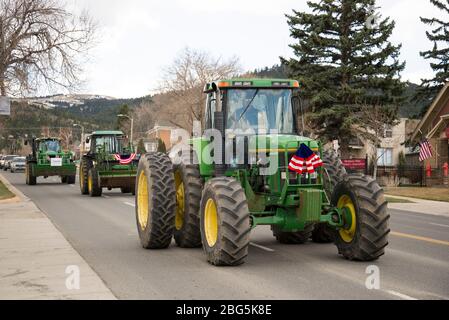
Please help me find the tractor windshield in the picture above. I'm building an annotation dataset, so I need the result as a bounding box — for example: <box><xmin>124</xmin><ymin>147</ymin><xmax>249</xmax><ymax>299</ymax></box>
<box><xmin>39</xmin><ymin>140</ymin><xmax>61</xmax><ymax>152</ymax></box>
<box><xmin>92</xmin><ymin>135</ymin><xmax>124</xmax><ymax>154</ymax></box>
<box><xmin>227</xmin><ymin>89</ymin><xmax>294</xmax><ymax>133</ymax></box>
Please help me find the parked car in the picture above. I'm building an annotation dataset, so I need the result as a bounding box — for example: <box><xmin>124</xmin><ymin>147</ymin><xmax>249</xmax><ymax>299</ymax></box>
<box><xmin>10</xmin><ymin>157</ymin><xmax>26</xmax><ymax>173</ymax></box>
<box><xmin>3</xmin><ymin>155</ymin><xmax>19</xmax><ymax>171</ymax></box>
<box><xmin>0</xmin><ymin>155</ymin><xmax>6</xmax><ymax>169</ymax></box>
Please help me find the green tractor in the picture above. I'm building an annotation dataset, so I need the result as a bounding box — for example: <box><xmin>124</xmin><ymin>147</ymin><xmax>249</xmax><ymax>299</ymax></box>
<box><xmin>25</xmin><ymin>138</ymin><xmax>76</xmax><ymax>185</ymax></box>
<box><xmin>135</xmin><ymin>79</ymin><xmax>389</xmax><ymax>266</ymax></box>
<box><xmin>79</xmin><ymin>131</ymin><xmax>138</xmax><ymax>197</ymax></box>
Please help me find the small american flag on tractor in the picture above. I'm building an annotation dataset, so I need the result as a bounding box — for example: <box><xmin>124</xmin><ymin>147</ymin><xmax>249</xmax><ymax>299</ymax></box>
<box><xmin>288</xmin><ymin>144</ymin><xmax>323</xmax><ymax>174</ymax></box>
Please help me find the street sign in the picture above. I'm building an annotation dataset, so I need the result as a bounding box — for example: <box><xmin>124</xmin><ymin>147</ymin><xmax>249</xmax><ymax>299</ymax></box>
<box><xmin>342</xmin><ymin>159</ymin><xmax>366</xmax><ymax>170</ymax></box>
<box><xmin>0</xmin><ymin>96</ymin><xmax>11</xmax><ymax>116</ymax></box>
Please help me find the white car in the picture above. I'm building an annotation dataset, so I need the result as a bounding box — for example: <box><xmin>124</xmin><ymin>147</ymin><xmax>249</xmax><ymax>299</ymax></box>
<box><xmin>10</xmin><ymin>157</ymin><xmax>26</xmax><ymax>173</ymax></box>
<box><xmin>2</xmin><ymin>155</ymin><xmax>19</xmax><ymax>171</ymax></box>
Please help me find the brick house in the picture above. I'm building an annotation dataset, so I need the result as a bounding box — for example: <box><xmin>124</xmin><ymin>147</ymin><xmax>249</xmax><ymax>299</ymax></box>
<box><xmin>410</xmin><ymin>83</ymin><xmax>449</xmax><ymax>186</ymax></box>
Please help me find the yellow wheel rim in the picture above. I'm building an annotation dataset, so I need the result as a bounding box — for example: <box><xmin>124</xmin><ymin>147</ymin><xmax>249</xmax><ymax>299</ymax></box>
<box><xmin>174</xmin><ymin>171</ymin><xmax>185</xmax><ymax>231</ymax></box>
<box><xmin>338</xmin><ymin>195</ymin><xmax>357</xmax><ymax>243</ymax></box>
<box><xmin>137</xmin><ymin>171</ymin><xmax>149</xmax><ymax>230</ymax></box>
<box><xmin>88</xmin><ymin>173</ymin><xmax>93</xmax><ymax>193</ymax></box>
<box><xmin>204</xmin><ymin>198</ymin><xmax>218</xmax><ymax>247</ymax></box>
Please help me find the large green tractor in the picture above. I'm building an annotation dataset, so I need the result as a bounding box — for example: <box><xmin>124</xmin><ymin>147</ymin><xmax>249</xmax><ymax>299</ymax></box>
<box><xmin>25</xmin><ymin>138</ymin><xmax>76</xmax><ymax>185</ymax></box>
<box><xmin>135</xmin><ymin>79</ymin><xmax>389</xmax><ymax>266</ymax></box>
<box><xmin>79</xmin><ymin>131</ymin><xmax>138</xmax><ymax>197</ymax></box>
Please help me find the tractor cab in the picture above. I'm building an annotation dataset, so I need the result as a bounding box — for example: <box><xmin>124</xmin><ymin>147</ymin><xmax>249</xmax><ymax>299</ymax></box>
<box><xmin>86</xmin><ymin>131</ymin><xmax>131</xmax><ymax>155</ymax></box>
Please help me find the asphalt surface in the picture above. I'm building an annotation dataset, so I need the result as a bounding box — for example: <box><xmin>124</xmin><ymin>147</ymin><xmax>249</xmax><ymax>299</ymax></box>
<box><xmin>3</xmin><ymin>171</ymin><xmax>449</xmax><ymax>300</ymax></box>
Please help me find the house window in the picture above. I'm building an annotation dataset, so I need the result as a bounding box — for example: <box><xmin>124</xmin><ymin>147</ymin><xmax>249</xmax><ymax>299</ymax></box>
<box><xmin>377</xmin><ymin>148</ymin><xmax>393</xmax><ymax>166</ymax></box>
<box><xmin>384</xmin><ymin>125</ymin><xmax>393</xmax><ymax>138</ymax></box>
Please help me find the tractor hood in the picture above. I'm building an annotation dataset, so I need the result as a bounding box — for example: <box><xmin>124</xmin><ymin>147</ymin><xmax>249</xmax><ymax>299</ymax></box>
<box><xmin>245</xmin><ymin>134</ymin><xmax>320</xmax><ymax>152</ymax></box>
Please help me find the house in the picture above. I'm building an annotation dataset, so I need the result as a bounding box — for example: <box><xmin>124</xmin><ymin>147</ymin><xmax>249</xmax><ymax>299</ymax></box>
<box><xmin>146</xmin><ymin>125</ymin><xmax>177</xmax><ymax>151</ymax></box>
<box><xmin>410</xmin><ymin>82</ymin><xmax>449</xmax><ymax>186</ymax></box>
<box><xmin>342</xmin><ymin>118</ymin><xmax>419</xmax><ymax>169</ymax></box>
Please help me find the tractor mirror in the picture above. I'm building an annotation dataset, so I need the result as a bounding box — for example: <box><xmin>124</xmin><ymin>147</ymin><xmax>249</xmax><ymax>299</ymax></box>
<box><xmin>85</xmin><ymin>137</ymin><xmax>90</xmax><ymax>144</ymax></box>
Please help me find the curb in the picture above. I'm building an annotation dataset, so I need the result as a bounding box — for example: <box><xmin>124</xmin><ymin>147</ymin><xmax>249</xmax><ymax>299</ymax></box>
<box><xmin>0</xmin><ymin>173</ymin><xmax>29</xmax><ymax>203</ymax></box>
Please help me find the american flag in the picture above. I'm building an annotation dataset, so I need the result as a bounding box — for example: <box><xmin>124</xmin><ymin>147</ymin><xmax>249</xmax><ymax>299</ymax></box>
<box><xmin>114</xmin><ymin>153</ymin><xmax>137</xmax><ymax>165</ymax></box>
<box><xmin>419</xmin><ymin>139</ymin><xmax>433</xmax><ymax>162</ymax></box>
<box><xmin>288</xmin><ymin>144</ymin><xmax>323</xmax><ymax>174</ymax></box>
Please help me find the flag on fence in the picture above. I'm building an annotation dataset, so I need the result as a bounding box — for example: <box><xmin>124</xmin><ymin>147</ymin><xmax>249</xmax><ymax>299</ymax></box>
<box><xmin>288</xmin><ymin>144</ymin><xmax>323</xmax><ymax>174</ymax></box>
<box><xmin>419</xmin><ymin>139</ymin><xmax>433</xmax><ymax>162</ymax></box>
<box><xmin>114</xmin><ymin>153</ymin><xmax>137</xmax><ymax>165</ymax></box>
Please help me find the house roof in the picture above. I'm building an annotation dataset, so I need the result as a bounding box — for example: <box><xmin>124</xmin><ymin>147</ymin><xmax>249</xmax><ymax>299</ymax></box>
<box><xmin>411</xmin><ymin>83</ymin><xmax>449</xmax><ymax>142</ymax></box>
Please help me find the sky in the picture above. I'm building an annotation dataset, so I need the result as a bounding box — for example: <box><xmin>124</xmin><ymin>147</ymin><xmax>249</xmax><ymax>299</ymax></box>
<box><xmin>70</xmin><ymin>0</ymin><xmax>444</xmax><ymax>98</ymax></box>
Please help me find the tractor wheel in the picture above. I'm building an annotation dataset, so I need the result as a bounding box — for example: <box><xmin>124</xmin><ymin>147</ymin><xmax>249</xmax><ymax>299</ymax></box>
<box><xmin>87</xmin><ymin>167</ymin><xmax>102</xmax><ymax>197</ymax></box>
<box><xmin>66</xmin><ymin>175</ymin><xmax>76</xmax><ymax>184</ymax></box>
<box><xmin>79</xmin><ymin>158</ymin><xmax>90</xmax><ymax>195</ymax></box>
<box><xmin>272</xmin><ymin>223</ymin><xmax>314</xmax><ymax>244</ymax></box>
<box><xmin>200</xmin><ymin>177</ymin><xmax>251</xmax><ymax>266</ymax></box>
<box><xmin>332</xmin><ymin>175</ymin><xmax>390</xmax><ymax>261</ymax></box>
<box><xmin>312</xmin><ymin>148</ymin><xmax>348</xmax><ymax>243</ymax></box>
<box><xmin>26</xmin><ymin>163</ymin><xmax>36</xmax><ymax>186</ymax></box>
<box><xmin>173</xmin><ymin>150</ymin><xmax>203</xmax><ymax>248</ymax></box>
<box><xmin>135</xmin><ymin>153</ymin><xmax>176</xmax><ymax>249</ymax></box>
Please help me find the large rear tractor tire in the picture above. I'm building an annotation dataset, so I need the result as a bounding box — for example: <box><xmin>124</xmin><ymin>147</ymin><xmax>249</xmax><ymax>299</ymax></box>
<box><xmin>200</xmin><ymin>177</ymin><xmax>251</xmax><ymax>266</ymax></box>
<box><xmin>25</xmin><ymin>163</ymin><xmax>37</xmax><ymax>186</ymax></box>
<box><xmin>173</xmin><ymin>150</ymin><xmax>203</xmax><ymax>248</ymax></box>
<box><xmin>272</xmin><ymin>223</ymin><xmax>314</xmax><ymax>244</ymax></box>
<box><xmin>135</xmin><ymin>153</ymin><xmax>176</xmax><ymax>249</ymax></box>
<box><xmin>88</xmin><ymin>167</ymin><xmax>102</xmax><ymax>197</ymax></box>
<box><xmin>332</xmin><ymin>175</ymin><xmax>390</xmax><ymax>261</ymax></box>
<box><xmin>312</xmin><ymin>148</ymin><xmax>348</xmax><ymax>243</ymax></box>
<box><xmin>79</xmin><ymin>158</ymin><xmax>90</xmax><ymax>195</ymax></box>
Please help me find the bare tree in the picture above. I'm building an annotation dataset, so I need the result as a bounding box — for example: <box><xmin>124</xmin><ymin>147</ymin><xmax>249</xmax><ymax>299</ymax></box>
<box><xmin>0</xmin><ymin>0</ymin><xmax>96</xmax><ymax>96</ymax></box>
<box><xmin>158</xmin><ymin>47</ymin><xmax>241</xmax><ymax>130</ymax></box>
<box><xmin>358</xmin><ymin>105</ymin><xmax>399</xmax><ymax>179</ymax></box>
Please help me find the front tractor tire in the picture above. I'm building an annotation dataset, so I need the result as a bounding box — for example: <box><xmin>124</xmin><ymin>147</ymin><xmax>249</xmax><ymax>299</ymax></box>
<box><xmin>87</xmin><ymin>168</ymin><xmax>102</xmax><ymax>197</ymax></box>
<box><xmin>135</xmin><ymin>153</ymin><xmax>176</xmax><ymax>249</ymax></box>
<box><xmin>200</xmin><ymin>178</ymin><xmax>251</xmax><ymax>266</ymax></box>
<box><xmin>79</xmin><ymin>158</ymin><xmax>91</xmax><ymax>195</ymax></box>
<box><xmin>173</xmin><ymin>150</ymin><xmax>203</xmax><ymax>248</ymax></box>
<box><xmin>332</xmin><ymin>175</ymin><xmax>390</xmax><ymax>261</ymax></box>
<box><xmin>312</xmin><ymin>148</ymin><xmax>348</xmax><ymax>243</ymax></box>
<box><xmin>25</xmin><ymin>163</ymin><xmax>36</xmax><ymax>186</ymax></box>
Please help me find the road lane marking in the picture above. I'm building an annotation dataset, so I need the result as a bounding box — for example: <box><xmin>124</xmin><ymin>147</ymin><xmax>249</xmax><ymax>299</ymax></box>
<box><xmin>385</xmin><ymin>290</ymin><xmax>418</xmax><ymax>300</ymax></box>
<box><xmin>391</xmin><ymin>231</ymin><xmax>449</xmax><ymax>247</ymax></box>
<box><xmin>429</xmin><ymin>223</ymin><xmax>449</xmax><ymax>228</ymax></box>
<box><xmin>124</xmin><ymin>202</ymin><xmax>135</xmax><ymax>208</ymax></box>
<box><xmin>250</xmin><ymin>242</ymin><xmax>275</xmax><ymax>252</ymax></box>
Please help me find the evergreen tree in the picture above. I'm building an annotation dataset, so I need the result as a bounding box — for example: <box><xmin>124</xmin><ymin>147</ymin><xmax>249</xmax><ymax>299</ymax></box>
<box><xmin>157</xmin><ymin>138</ymin><xmax>167</xmax><ymax>153</ymax></box>
<box><xmin>418</xmin><ymin>0</ymin><xmax>449</xmax><ymax>106</ymax></box>
<box><xmin>282</xmin><ymin>0</ymin><xmax>405</xmax><ymax>146</ymax></box>
<box><xmin>137</xmin><ymin>138</ymin><xmax>146</xmax><ymax>154</ymax></box>
<box><xmin>116</xmin><ymin>104</ymin><xmax>130</xmax><ymax>131</ymax></box>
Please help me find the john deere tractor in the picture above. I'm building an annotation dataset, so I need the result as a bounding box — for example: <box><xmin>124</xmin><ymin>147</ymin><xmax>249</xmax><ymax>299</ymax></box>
<box><xmin>135</xmin><ymin>79</ymin><xmax>389</xmax><ymax>266</ymax></box>
<box><xmin>25</xmin><ymin>138</ymin><xmax>76</xmax><ymax>185</ymax></box>
<box><xmin>79</xmin><ymin>131</ymin><xmax>138</xmax><ymax>197</ymax></box>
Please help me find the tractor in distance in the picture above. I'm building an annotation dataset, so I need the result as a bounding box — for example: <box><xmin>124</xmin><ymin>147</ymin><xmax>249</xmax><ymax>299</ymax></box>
<box><xmin>135</xmin><ymin>79</ymin><xmax>389</xmax><ymax>266</ymax></box>
<box><xmin>25</xmin><ymin>137</ymin><xmax>76</xmax><ymax>185</ymax></box>
<box><xmin>79</xmin><ymin>131</ymin><xmax>139</xmax><ymax>197</ymax></box>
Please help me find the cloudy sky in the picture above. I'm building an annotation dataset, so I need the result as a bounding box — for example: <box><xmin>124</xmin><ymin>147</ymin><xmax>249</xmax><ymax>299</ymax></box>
<box><xmin>71</xmin><ymin>0</ymin><xmax>443</xmax><ymax>98</ymax></box>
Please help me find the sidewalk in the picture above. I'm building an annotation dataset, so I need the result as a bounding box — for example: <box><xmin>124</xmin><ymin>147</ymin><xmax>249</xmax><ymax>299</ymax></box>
<box><xmin>0</xmin><ymin>174</ymin><xmax>116</xmax><ymax>300</ymax></box>
<box><xmin>387</xmin><ymin>194</ymin><xmax>449</xmax><ymax>218</ymax></box>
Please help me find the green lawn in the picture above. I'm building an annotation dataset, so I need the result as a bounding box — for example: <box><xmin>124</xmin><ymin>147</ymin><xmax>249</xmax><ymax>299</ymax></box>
<box><xmin>385</xmin><ymin>187</ymin><xmax>449</xmax><ymax>203</ymax></box>
<box><xmin>385</xmin><ymin>196</ymin><xmax>414</xmax><ymax>204</ymax></box>
<box><xmin>0</xmin><ymin>180</ymin><xmax>15</xmax><ymax>201</ymax></box>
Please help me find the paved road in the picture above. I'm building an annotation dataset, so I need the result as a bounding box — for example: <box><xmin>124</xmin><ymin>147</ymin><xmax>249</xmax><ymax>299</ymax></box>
<box><xmin>3</xmin><ymin>171</ymin><xmax>449</xmax><ymax>300</ymax></box>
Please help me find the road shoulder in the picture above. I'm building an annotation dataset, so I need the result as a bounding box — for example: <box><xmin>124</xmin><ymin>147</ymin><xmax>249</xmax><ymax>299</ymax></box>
<box><xmin>387</xmin><ymin>194</ymin><xmax>449</xmax><ymax>218</ymax></box>
<box><xmin>0</xmin><ymin>173</ymin><xmax>116</xmax><ymax>300</ymax></box>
